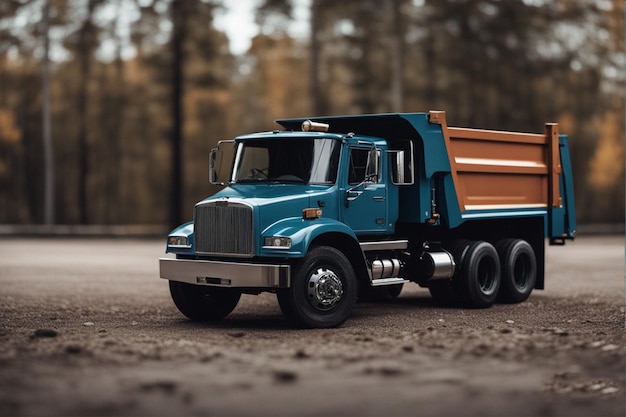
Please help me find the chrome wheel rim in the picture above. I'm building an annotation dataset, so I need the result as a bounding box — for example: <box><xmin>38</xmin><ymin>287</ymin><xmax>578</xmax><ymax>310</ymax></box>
<box><xmin>307</xmin><ymin>268</ymin><xmax>343</xmax><ymax>311</ymax></box>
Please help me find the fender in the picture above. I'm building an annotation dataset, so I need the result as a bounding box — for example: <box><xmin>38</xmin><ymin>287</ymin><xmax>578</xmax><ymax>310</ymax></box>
<box><xmin>260</xmin><ymin>217</ymin><xmax>359</xmax><ymax>258</ymax></box>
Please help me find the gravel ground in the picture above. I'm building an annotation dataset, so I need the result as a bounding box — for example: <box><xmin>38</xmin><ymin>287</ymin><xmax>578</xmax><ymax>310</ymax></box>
<box><xmin>0</xmin><ymin>235</ymin><xmax>623</xmax><ymax>417</ymax></box>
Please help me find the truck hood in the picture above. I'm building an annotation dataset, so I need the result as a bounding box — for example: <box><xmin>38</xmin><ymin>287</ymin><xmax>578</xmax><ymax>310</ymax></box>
<box><xmin>199</xmin><ymin>184</ymin><xmax>336</xmax><ymax>232</ymax></box>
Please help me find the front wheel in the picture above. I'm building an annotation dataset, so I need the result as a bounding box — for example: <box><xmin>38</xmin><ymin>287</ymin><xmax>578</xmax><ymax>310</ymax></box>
<box><xmin>277</xmin><ymin>246</ymin><xmax>357</xmax><ymax>328</ymax></box>
<box><xmin>169</xmin><ymin>281</ymin><xmax>241</xmax><ymax>321</ymax></box>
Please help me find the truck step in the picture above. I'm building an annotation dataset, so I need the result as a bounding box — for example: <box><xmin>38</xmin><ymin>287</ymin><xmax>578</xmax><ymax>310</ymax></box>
<box><xmin>370</xmin><ymin>277</ymin><xmax>409</xmax><ymax>287</ymax></box>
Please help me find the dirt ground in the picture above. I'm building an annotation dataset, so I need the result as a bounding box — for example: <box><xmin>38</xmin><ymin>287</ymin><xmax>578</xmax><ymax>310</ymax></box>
<box><xmin>0</xmin><ymin>235</ymin><xmax>623</xmax><ymax>417</ymax></box>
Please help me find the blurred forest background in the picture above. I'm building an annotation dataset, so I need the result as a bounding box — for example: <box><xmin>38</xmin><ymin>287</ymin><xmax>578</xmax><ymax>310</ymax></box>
<box><xmin>0</xmin><ymin>0</ymin><xmax>623</xmax><ymax>228</ymax></box>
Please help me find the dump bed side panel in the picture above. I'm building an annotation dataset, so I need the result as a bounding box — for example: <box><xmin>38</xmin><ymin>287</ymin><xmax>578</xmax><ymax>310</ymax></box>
<box><xmin>429</xmin><ymin>111</ymin><xmax>573</xmax><ymax>239</ymax></box>
<box><xmin>446</xmin><ymin>127</ymin><xmax>551</xmax><ymax>212</ymax></box>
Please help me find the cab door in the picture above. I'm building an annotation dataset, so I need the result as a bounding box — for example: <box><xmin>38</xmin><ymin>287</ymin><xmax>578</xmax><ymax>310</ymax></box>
<box><xmin>341</xmin><ymin>146</ymin><xmax>388</xmax><ymax>234</ymax></box>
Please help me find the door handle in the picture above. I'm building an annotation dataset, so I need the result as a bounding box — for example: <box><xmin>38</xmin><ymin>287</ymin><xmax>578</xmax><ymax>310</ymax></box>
<box><xmin>373</xmin><ymin>196</ymin><xmax>385</xmax><ymax>201</ymax></box>
<box><xmin>347</xmin><ymin>190</ymin><xmax>363</xmax><ymax>201</ymax></box>
<box><xmin>345</xmin><ymin>189</ymin><xmax>362</xmax><ymax>207</ymax></box>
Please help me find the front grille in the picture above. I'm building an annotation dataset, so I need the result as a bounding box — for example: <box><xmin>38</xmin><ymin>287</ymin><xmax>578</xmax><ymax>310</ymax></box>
<box><xmin>194</xmin><ymin>201</ymin><xmax>254</xmax><ymax>256</ymax></box>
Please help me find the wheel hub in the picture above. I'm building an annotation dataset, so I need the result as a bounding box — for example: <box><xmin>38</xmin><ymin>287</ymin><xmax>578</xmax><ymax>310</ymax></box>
<box><xmin>307</xmin><ymin>268</ymin><xmax>343</xmax><ymax>311</ymax></box>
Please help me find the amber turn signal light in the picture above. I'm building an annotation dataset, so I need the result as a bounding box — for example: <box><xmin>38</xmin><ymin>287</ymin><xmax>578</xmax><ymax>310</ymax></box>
<box><xmin>302</xmin><ymin>208</ymin><xmax>322</xmax><ymax>220</ymax></box>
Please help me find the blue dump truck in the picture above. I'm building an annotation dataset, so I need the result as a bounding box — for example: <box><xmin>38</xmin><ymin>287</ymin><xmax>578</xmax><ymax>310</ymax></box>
<box><xmin>160</xmin><ymin>111</ymin><xmax>576</xmax><ymax>328</ymax></box>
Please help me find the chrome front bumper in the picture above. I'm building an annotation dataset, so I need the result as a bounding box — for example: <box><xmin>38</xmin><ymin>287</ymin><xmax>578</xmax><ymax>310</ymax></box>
<box><xmin>159</xmin><ymin>258</ymin><xmax>291</xmax><ymax>288</ymax></box>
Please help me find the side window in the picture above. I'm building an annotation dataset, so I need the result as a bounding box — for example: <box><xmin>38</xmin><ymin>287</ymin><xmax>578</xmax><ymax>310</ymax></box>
<box><xmin>348</xmin><ymin>148</ymin><xmax>379</xmax><ymax>185</ymax></box>
<box><xmin>389</xmin><ymin>140</ymin><xmax>414</xmax><ymax>185</ymax></box>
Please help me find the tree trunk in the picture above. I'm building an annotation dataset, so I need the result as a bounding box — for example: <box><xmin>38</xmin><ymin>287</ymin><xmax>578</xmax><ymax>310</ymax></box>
<box><xmin>388</xmin><ymin>0</ymin><xmax>404</xmax><ymax>112</ymax></box>
<box><xmin>310</xmin><ymin>0</ymin><xmax>322</xmax><ymax>115</ymax></box>
<box><xmin>169</xmin><ymin>0</ymin><xmax>186</xmax><ymax>229</ymax></box>
<box><xmin>42</xmin><ymin>0</ymin><xmax>54</xmax><ymax>225</ymax></box>
<box><xmin>77</xmin><ymin>0</ymin><xmax>97</xmax><ymax>224</ymax></box>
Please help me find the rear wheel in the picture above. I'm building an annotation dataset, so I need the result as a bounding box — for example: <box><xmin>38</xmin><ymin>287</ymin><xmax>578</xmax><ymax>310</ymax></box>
<box><xmin>277</xmin><ymin>246</ymin><xmax>357</xmax><ymax>328</ymax></box>
<box><xmin>169</xmin><ymin>281</ymin><xmax>241</xmax><ymax>321</ymax></box>
<box><xmin>454</xmin><ymin>241</ymin><xmax>501</xmax><ymax>308</ymax></box>
<box><xmin>496</xmin><ymin>239</ymin><xmax>537</xmax><ymax>303</ymax></box>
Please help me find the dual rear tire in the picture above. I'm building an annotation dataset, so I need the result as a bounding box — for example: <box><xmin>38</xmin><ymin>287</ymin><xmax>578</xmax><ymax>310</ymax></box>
<box><xmin>428</xmin><ymin>239</ymin><xmax>536</xmax><ymax>308</ymax></box>
<box><xmin>496</xmin><ymin>239</ymin><xmax>537</xmax><ymax>303</ymax></box>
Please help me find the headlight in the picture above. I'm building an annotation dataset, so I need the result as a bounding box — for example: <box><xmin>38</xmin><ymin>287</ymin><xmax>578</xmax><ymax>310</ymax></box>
<box><xmin>263</xmin><ymin>236</ymin><xmax>291</xmax><ymax>249</ymax></box>
<box><xmin>168</xmin><ymin>236</ymin><xmax>190</xmax><ymax>248</ymax></box>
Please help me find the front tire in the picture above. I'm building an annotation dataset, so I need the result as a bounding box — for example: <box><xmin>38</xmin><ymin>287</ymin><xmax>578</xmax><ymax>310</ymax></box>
<box><xmin>169</xmin><ymin>281</ymin><xmax>241</xmax><ymax>321</ymax></box>
<box><xmin>277</xmin><ymin>246</ymin><xmax>357</xmax><ymax>328</ymax></box>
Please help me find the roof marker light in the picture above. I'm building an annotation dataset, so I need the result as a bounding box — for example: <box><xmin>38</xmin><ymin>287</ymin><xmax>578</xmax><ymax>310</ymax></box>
<box><xmin>302</xmin><ymin>120</ymin><xmax>329</xmax><ymax>132</ymax></box>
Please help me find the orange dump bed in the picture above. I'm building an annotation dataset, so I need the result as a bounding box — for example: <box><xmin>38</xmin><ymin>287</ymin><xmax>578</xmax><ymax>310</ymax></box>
<box><xmin>429</xmin><ymin>111</ymin><xmax>562</xmax><ymax>214</ymax></box>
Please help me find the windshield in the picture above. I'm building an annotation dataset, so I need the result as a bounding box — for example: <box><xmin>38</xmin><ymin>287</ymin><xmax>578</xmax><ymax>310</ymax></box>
<box><xmin>231</xmin><ymin>138</ymin><xmax>340</xmax><ymax>185</ymax></box>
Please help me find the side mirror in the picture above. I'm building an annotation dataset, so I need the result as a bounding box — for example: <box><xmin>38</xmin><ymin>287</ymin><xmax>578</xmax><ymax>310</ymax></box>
<box><xmin>209</xmin><ymin>140</ymin><xmax>235</xmax><ymax>185</ymax></box>
<box><xmin>209</xmin><ymin>148</ymin><xmax>223</xmax><ymax>185</ymax></box>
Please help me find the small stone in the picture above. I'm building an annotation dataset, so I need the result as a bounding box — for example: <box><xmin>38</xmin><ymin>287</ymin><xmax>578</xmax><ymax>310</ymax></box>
<box><xmin>294</xmin><ymin>349</ymin><xmax>310</xmax><ymax>359</ymax></box>
<box><xmin>402</xmin><ymin>345</ymin><xmax>414</xmax><ymax>353</ymax></box>
<box><xmin>273</xmin><ymin>370</ymin><xmax>298</xmax><ymax>383</ymax></box>
<box><xmin>505</xmin><ymin>320</ymin><xmax>515</xmax><ymax>324</ymax></box>
<box><xmin>82</xmin><ymin>322</ymin><xmax>94</xmax><ymax>327</ymax></box>
<box><xmin>140</xmin><ymin>381</ymin><xmax>177</xmax><ymax>393</ymax></box>
<box><xmin>33</xmin><ymin>329</ymin><xmax>58</xmax><ymax>338</ymax></box>
<box><xmin>500</xmin><ymin>328</ymin><xmax>512</xmax><ymax>334</ymax></box>
<box><xmin>378</xmin><ymin>367</ymin><xmax>403</xmax><ymax>377</ymax></box>
<box><xmin>601</xmin><ymin>344</ymin><xmax>619</xmax><ymax>352</ymax></box>
<box><xmin>471</xmin><ymin>344</ymin><xmax>490</xmax><ymax>357</ymax></box>
<box><xmin>602</xmin><ymin>387</ymin><xmax>619</xmax><ymax>395</ymax></box>
<box><xmin>65</xmin><ymin>344</ymin><xmax>82</xmax><ymax>354</ymax></box>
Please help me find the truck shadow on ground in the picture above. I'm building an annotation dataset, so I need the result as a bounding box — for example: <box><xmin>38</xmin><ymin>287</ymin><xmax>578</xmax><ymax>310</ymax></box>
<box><xmin>166</xmin><ymin>293</ymin><xmax>460</xmax><ymax>331</ymax></box>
